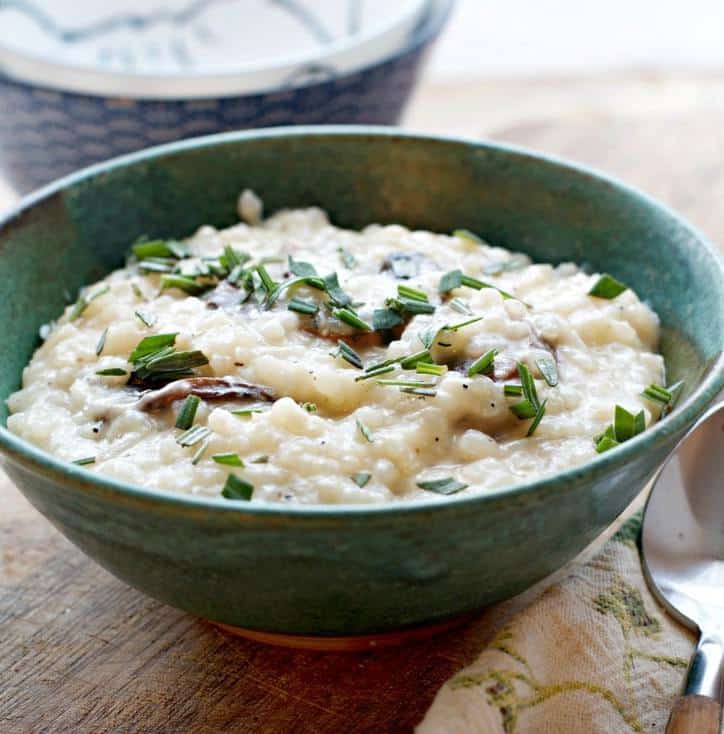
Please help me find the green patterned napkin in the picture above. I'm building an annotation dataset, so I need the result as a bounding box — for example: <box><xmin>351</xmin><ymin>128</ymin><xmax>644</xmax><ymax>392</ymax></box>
<box><xmin>418</xmin><ymin>516</ymin><xmax>696</xmax><ymax>733</ymax></box>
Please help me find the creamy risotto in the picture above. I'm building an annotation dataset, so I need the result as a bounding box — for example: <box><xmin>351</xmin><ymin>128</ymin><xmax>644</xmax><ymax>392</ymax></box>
<box><xmin>7</xmin><ymin>191</ymin><xmax>677</xmax><ymax>505</ymax></box>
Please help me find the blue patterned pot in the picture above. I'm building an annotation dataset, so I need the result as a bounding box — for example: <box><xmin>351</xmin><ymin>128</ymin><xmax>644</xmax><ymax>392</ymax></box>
<box><xmin>0</xmin><ymin>1</ymin><xmax>453</xmax><ymax>194</ymax></box>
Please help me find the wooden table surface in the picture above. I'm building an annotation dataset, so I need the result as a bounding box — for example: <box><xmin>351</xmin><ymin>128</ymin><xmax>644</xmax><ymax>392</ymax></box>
<box><xmin>1</xmin><ymin>72</ymin><xmax>723</xmax><ymax>734</ymax></box>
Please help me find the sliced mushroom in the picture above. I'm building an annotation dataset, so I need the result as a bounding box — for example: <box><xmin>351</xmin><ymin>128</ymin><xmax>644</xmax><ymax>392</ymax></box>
<box><xmin>135</xmin><ymin>377</ymin><xmax>275</xmax><ymax>412</ymax></box>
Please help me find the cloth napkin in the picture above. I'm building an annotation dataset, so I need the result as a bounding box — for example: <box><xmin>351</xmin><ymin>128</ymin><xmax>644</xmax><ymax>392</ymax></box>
<box><xmin>418</xmin><ymin>514</ymin><xmax>697</xmax><ymax>734</ymax></box>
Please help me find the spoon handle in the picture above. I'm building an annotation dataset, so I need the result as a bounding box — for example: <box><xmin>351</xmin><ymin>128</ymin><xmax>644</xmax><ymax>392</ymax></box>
<box><xmin>665</xmin><ymin>695</ymin><xmax>721</xmax><ymax>734</ymax></box>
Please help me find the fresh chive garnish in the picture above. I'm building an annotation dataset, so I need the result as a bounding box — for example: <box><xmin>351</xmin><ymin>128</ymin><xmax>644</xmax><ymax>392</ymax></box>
<box><xmin>399</xmin><ymin>349</ymin><xmax>433</xmax><ymax>370</ymax></box>
<box><xmin>350</xmin><ymin>472</ymin><xmax>371</xmax><ymax>488</ymax></box>
<box><xmin>400</xmin><ymin>387</ymin><xmax>438</xmax><ymax>397</ymax></box>
<box><xmin>337</xmin><ymin>247</ymin><xmax>357</xmax><ymax>269</ymax></box>
<box><xmin>504</xmin><ymin>384</ymin><xmax>523</xmax><ymax>396</ymax></box>
<box><xmin>334</xmin><ymin>340</ymin><xmax>364</xmax><ymax>369</ymax></box>
<box><xmin>256</xmin><ymin>263</ymin><xmax>277</xmax><ymax>294</ymax></box>
<box><xmin>131</xmin><ymin>282</ymin><xmax>145</xmax><ymax>300</ymax></box>
<box><xmin>613</xmin><ymin>405</ymin><xmax>646</xmax><ymax>442</ymax></box>
<box><xmin>96</xmin><ymin>368</ymin><xmax>127</xmax><ymax>376</ymax></box>
<box><xmin>95</xmin><ymin>328</ymin><xmax>108</xmax><ymax>356</ymax></box>
<box><xmin>356</xmin><ymin>418</ymin><xmax>374</xmax><ymax>442</ymax></box>
<box><xmin>334</xmin><ymin>308</ymin><xmax>372</xmax><ymax>331</ymax></box>
<box><xmin>160</xmin><ymin>274</ymin><xmax>205</xmax><ymax>296</ymax></box>
<box><xmin>397</xmin><ymin>284</ymin><xmax>429</xmax><ymax>302</ymax></box>
<box><xmin>175</xmin><ymin>395</ymin><xmax>200</xmax><ymax>430</ymax></box>
<box><xmin>129</xmin><ymin>333</ymin><xmax>178</xmax><ymax>362</ymax></box>
<box><xmin>663</xmin><ymin>380</ymin><xmax>684</xmax><ymax>416</ymax></box>
<box><xmin>453</xmin><ymin>229</ymin><xmax>484</xmax><ymax>244</ymax></box>
<box><xmin>589</xmin><ymin>273</ymin><xmax>628</xmax><ymax>299</ymax></box>
<box><xmin>176</xmin><ymin>425</ymin><xmax>211</xmax><ymax>447</ymax></box>
<box><xmin>72</xmin><ymin>456</ymin><xmax>96</xmax><ymax>466</ymax></box>
<box><xmin>641</xmin><ymin>383</ymin><xmax>672</xmax><ymax>404</ymax></box>
<box><xmin>449</xmin><ymin>297</ymin><xmax>472</xmax><ymax>315</ymax></box>
<box><xmin>134</xmin><ymin>309</ymin><xmax>156</xmax><ymax>327</ymax></box>
<box><xmin>222</xmin><ymin>245</ymin><xmax>249</xmax><ymax>271</ymax></box>
<box><xmin>221</xmin><ymin>474</ymin><xmax>254</xmax><ymax>501</ymax></box>
<box><xmin>212</xmin><ymin>452</ymin><xmax>244</xmax><ymax>467</ymax></box>
<box><xmin>69</xmin><ymin>285</ymin><xmax>110</xmax><ymax>321</ymax></box>
<box><xmin>376</xmin><ymin>379</ymin><xmax>434</xmax><ymax>388</ymax></box>
<box><xmin>251</xmin><ymin>455</ymin><xmax>269</xmax><ymax>464</ymax></box>
<box><xmin>594</xmin><ymin>425</ymin><xmax>619</xmax><ymax>454</ymax></box>
<box><xmin>266</xmin><ymin>275</ymin><xmax>327</xmax><ymax>307</ymax></box>
<box><xmin>468</xmin><ymin>349</ymin><xmax>498</xmax><ymax>377</ymax></box>
<box><xmin>438</xmin><ymin>269</ymin><xmax>519</xmax><ymax>301</ymax></box>
<box><xmin>535</xmin><ymin>357</ymin><xmax>558</xmax><ymax>387</ymax></box>
<box><xmin>416</xmin><ymin>477</ymin><xmax>468</xmax><ymax>495</ymax></box>
<box><xmin>526</xmin><ymin>400</ymin><xmax>547</xmax><ymax>436</ymax></box>
<box><xmin>483</xmin><ymin>257</ymin><xmax>527</xmax><ymax>275</ymax></box>
<box><xmin>302</xmin><ymin>402</ymin><xmax>317</xmax><ymax>413</ymax></box>
<box><xmin>288</xmin><ymin>255</ymin><xmax>317</xmax><ymax>278</ymax></box>
<box><xmin>288</xmin><ymin>297</ymin><xmax>319</xmax><ymax>315</ymax></box>
<box><xmin>355</xmin><ymin>365</ymin><xmax>395</xmax><ymax>381</ymax></box>
<box><xmin>133</xmin><ymin>349</ymin><xmax>209</xmax><ymax>382</ymax></box>
<box><xmin>231</xmin><ymin>407</ymin><xmax>267</xmax><ymax>418</ymax></box>
<box><xmin>191</xmin><ymin>438</ymin><xmax>210</xmax><ymax>465</ymax></box>
<box><xmin>416</xmin><ymin>362</ymin><xmax>447</xmax><ymax>376</ymax></box>
<box><xmin>137</xmin><ymin>258</ymin><xmax>175</xmax><ymax>274</ymax></box>
<box><xmin>131</xmin><ymin>239</ymin><xmax>175</xmax><ymax>259</ymax></box>
<box><xmin>373</xmin><ymin>308</ymin><xmax>404</xmax><ymax>331</ymax></box>
<box><xmin>446</xmin><ymin>316</ymin><xmax>484</xmax><ymax>331</ymax></box>
<box><xmin>387</xmin><ymin>297</ymin><xmax>436</xmax><ymax>316</ymax></box>
<box><xmin>323</xmin><ymin>272</ymin><xmax>352</xmax><ymax>307</ymax></box>
<box><xmin>510</xmin><ymin>400</ymin><xmax>538</xmax><ymax>419</ymax></box>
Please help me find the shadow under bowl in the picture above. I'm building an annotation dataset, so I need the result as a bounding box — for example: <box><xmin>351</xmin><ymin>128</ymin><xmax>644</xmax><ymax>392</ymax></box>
<box><xmin>0</xmin><ymin>126</ymin><xmax>722</xmax><ymax>638</ymax></box>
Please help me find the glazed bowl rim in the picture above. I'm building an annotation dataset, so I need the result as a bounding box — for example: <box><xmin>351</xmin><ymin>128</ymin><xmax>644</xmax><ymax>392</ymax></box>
<box><xmin>0</xmin><ymin>125</ymin><xmax>722</xmax><ymax>519</ymax></box>
<box><xmin>0</xmin><ymin>0</ymin><xmax>454</xmax><ymax>100</ymax></box>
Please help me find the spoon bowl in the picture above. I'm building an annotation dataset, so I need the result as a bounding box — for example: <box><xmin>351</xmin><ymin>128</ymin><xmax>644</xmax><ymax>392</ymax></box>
<box><xmin>642</xmin><ymin>402</ymin><xmax>724</xmax><ymax>732</ymax></box>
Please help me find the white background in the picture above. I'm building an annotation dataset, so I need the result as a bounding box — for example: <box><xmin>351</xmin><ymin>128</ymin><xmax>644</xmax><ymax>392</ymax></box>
<box><xmin>428</xmin><ymin>0</ymin><xmax>724</xmax><ymax>80</ymax></box>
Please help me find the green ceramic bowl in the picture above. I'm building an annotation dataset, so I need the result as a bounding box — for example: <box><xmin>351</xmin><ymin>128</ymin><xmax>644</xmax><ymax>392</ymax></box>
<box><xmin>1</xmin><ymin>128</ymin><xmax>722</xmax><ymax>638</ymax></box>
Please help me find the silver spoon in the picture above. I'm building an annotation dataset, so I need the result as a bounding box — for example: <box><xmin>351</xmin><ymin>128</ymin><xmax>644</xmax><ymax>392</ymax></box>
<box><xmin>642</xmin><ymin>402</ymin><xmax>723</xmax><ymax>733</ymax></box>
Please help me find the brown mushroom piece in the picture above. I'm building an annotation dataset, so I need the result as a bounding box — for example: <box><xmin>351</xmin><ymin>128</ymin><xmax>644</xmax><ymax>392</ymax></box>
<box><xmin>135</xmin><ymin>377</ymin><xmax>275</xmax><ymax>412</ymax></box>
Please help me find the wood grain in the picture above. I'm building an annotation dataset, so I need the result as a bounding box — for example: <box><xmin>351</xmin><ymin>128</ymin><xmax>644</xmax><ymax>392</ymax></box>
<box><xmin>2</xmin><ymin>73</ymin><xmax>723</xmax><ymax>734</ymax></box>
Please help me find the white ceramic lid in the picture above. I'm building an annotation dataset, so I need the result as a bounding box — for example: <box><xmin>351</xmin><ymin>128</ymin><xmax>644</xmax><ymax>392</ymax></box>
<box><xmin>0</xmin><ymin>0</ymin><xmax>430</xmax><ymax>99</ymax></box>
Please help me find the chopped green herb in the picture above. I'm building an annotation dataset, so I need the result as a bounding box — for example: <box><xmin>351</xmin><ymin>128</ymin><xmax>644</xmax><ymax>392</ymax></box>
<box><xmin>251</xmin><ymin>455</ymin><xmax>269</xmax><ymax>464</ymax></box>
<box><xmin>95</xmin><ymin>328</ymin><xmax>108</xmax><ymax>356</ymax></box>
<box><xmin>302</xmin><ymin>402</ymin><xmax>317</xmax><ymax>413</ymax></box>
<box><xmin>446</xmin><ymin>316</ymin><xmax>484</xmax><ymax>332</ymax></box>
<box><xmin>191</xmin><ymin>438</ymin><xmax>210</xmax><ymax>465</ymax></box>
<box><xmin>595</xmin><ymin>434</ymin><xmax>620</xmax><ymax>453</ymax></box>
<box><xmin>160</xmin><ymin>274</ymin><xmax>205</xmax><ymax>296</ymax></box>
<box><xmin>212</xmin><ymin>452</ymin><xmax>244</xmax><ymax>467</ymax></box>
<box><xmin>350</xmin><ymin>472</ymin><xmax>371</xmax><ymax>488</ymax></box>
<box><xmin>397</xmin><ymin>284</ymin><xmax>428</xmax><ymax>302</ymax></box>
<box><xmin>231</xmin><ymin>407</ymin><xmax>267</xmax><ymax>418</ymax></box>
<box><xmin>129</xmin><ymin>333</ymin><xmax>178</xmax><ymax>362</ymax></box>
<box><xmin>131</xmin><ymin>282</ymin><xmax>145</xmax><ymax>300</ymax></box>
<box><xmin>256</xmin><ymin>263</ymin><xmax>277</xmax><ymax>294</ymax></box>
<box><xmin>416</xmin><ymin>362</ymin><xmax>447</xmax><ymax>376</ymax></box>
<box><xmin>535</xmin><ymin>357</ymin><xmax>558</xmax><ymax>387</ymax></box>
<box><xmin>526</xmin><ymin>399</ymin><xmax>547</xmax><ymax>436</ymax></box>
<box><xmin>449</xmin><ymin>297</ymin><xmax>472</xmax><ymax>315</ymax></box>
<box><xmin>334</xmin><ymin>340</ymin><xmax>364</xmax><ymax>369</ymax></box>
<box><xmin>614</xmin><ymin>405</ymin><xmax>646</xmax><ymax>442</ymax></box>
<box><xmin>96</xmin><ymin>368</ymin><xmax>127</xmax><ymax>377</ymax></box>
<box><xmin>438</xmin><ymin>269</ymin><xmax>519</xmax><ymax>301</ymax></box>
<box><xmin>221</xmin><ymin>245</ymin><xmax>249</xmax><ymax>271</ymax></box>
<box><xmin>356</xmin><ymin>418</ymin><xmax>374</xmax><ymax>443</ymax></box>
<box><xmin>132</xmin><ymin>349</ymin><xmax>209</xmax><ymax>383</ymax></box>
<box><xmin>72</xmin><ymin>456</ymin><xmax>96</xmax><ymax>466</ymax></box>
<box><xmin>373</xmin><ymin>308</ymin><xmax>404</xmax><ymax>331</ymax></box>
<box><xmin>416</xmin><ymin>477</ymin><xmax>468</xmax><ymax>495</ymax></box>
<box><xmin>266</xmin><ymin>275</ymin><xmax>327</xmax><ymax>308</ymax></box>
<box><xmin>334</xmin><ymin>308</ymin><xmax>372</xmax><ymax>331</ymax></box>
<box><xmin>337</xmin><ymin>247</ymin><xmax>357</xmax><ymax>269</ymax></box>
<box><xmin>468</xmin><ymin>349</ymin><xmax>498</xmax><ymax>377</ymax></box>
<box><xmin>288</xmin><ymin>255</ymin><xmax>318</xmax><ymax>278</ymax></box>
<box><xmin>453</xmin><ymin>229</ymin><xmax>484</xmax><ymax>244</ymax></box>
<box><xmin>400</xmin><ymin>387</ymin><xmax>438</xmax><ymax>397</ymax></box>
<box><xmin>355</xmin><ymin>365</ymin><xmax>394</xmax><ymax>381</ymax></box>
<box><xmin>589</xmin><ymin>273</ymin><xmax>628</xmax><ymax>299</ymax></box>
<box><xmin>510</xmin><ymin>400</ymin><xmax>538</xmax><ymax>419</ymax></box>
<box><xmin>399</xmin><ymin>349</ymin><xmax>433</xmax><ymax>370</ymax></box>
<box><xmin>137</xmin><ymin>257</ymin><xmax>176</xmax><ymax>274</ymax></box>
<box><xmin>131</xmin><ymin>239</ymin><xmax>174</xmax><ymax>259</ymax></box>
<box><xmin>134</xmin><ymin>309</ymin><xmax>156</xmax><ymax>327</ymax></box>
<box><xmin>288</xmin><ymin>297</ymin><xmax>319</xmax><ymax>315</ymax></box>
<box><xmin>175</xmin><ymin>395</ymin><xmax>201</xmax><ymax>430</ymax></box>
<box><xmin>69</xmin><ymin>285</ymin><xmax>110</xmax><ymax>321</ymax></box>
<box><xmin>176</xmin><ymin>425</ymin><xmax>211</xmax><ymax>447</ymax></box>
<box><xmin>483</xmin><ymin>257</ymin><xmax>527</xmax><ymax>275</ymax></box>
<box><xmin>323</xmin><ymin>272</ymin><xmax>352</xmax><ymax>307</ymax></box>
<box><xmin>221</xmin><ymin>474</ymin><xmax>254</xmax><ymax>501</ymax></box>
<box><xmin>376</xmin><ymin>379</ymin><xmax>434</xmax><ymax>388</ymax></box>
<box><xmin>504</xmin><ymin>384</ymin><xmax>523</xmax><ymax>396</ymax></box>
<box><xmin>641</xmin><ymin>383</ymin><xmax>672</xmax><ymax>405</ymax></box>
<box><xmin>387</xmin><ymin>297</ymin><xmax>435</xmax><ymax>316</ymax></box>
<box><xmin>663</xmin><ymin>380</ymin><xmax>684</xmax><ymax>416</ymax></box>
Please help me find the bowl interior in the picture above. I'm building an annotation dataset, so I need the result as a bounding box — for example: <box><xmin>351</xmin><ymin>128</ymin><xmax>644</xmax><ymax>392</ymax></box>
<box><xmin>1</xmin><ymin>128</ymin><xmax>722</xmax><ymax>443</ymax></box>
